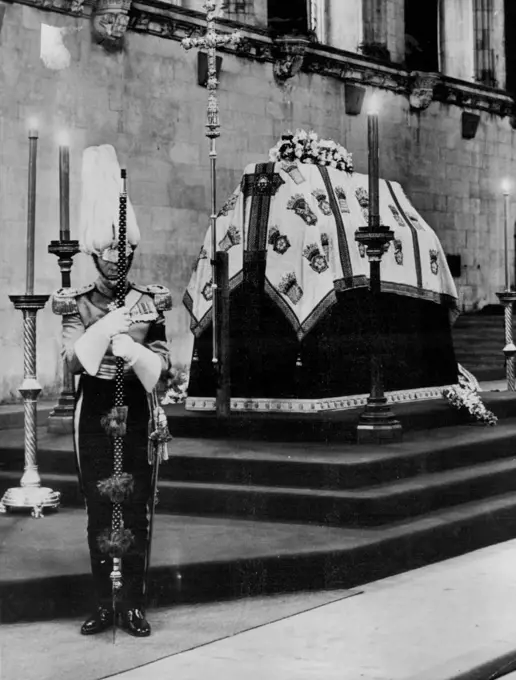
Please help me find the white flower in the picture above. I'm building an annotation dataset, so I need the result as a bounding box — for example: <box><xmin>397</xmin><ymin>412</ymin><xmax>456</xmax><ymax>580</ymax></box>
<box><xmin>268</xmin><ymin>130</ymin><xmax>353</xmax><ymax>172</ymax></box>
<box><xmin>442</xmin><ymin>384</ymin><xmax>497</xmax><ymax>426</ymax></box>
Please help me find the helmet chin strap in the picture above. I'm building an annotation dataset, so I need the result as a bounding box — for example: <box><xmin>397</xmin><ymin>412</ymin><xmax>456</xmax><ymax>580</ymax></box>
<box><xmin>92</xmin><ymin>254</ymin><xmax>134</xmax><ymax>291</ymax></box>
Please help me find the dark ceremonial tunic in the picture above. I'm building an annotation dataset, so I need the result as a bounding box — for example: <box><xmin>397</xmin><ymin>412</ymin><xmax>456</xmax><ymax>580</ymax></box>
<box><xmin>54</xmin><ymin>279</ymin><xmax>170</xmax><ymax>609</ymax></box>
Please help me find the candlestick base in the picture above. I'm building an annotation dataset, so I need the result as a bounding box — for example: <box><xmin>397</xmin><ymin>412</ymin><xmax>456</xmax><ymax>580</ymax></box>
<box><xmin>496</xmin><ymin>291</ymin><xmax>516</xmax><ymax>392</ymax></box>
<box><xmin>356</xmin><ymin>398</ymin><xmax>403</xmax><ymax>444</ymax></box>
<box><xmin>0</xmin><ymin>486</ymin><xmax>61</xmax><ymax>518</ymax></box>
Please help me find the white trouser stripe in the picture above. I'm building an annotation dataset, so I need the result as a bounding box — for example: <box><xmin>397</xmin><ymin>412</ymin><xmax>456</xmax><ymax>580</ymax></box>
<box><xmin>74</xmin><ymin>386</ymin><xmax>83</xmax><ymax>476</ymax></box>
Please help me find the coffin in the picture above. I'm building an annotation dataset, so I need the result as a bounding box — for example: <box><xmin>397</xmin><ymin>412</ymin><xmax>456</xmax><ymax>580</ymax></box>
<box><xmin>183</xmin><ymin>161</ymin><xmax>459</xmax><ymax>412</ymax></box>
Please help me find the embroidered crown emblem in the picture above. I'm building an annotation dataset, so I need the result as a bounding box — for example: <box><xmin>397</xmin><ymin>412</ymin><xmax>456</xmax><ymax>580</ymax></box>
<box><xmin>268</xmin><ymin>225</ymin><xmax>291</xmax><ymax>254</ymax></box>
<box><xmin>281</xmin><ymin>162</ymin><xmax>305</xmax><ymax>185</ymax></box>
<box><xmin>430</xmin><ymin>250</ymin><xmax>439</xmax><ymax>274</ymax></box>
<box><xmin>278</xmin><ymin>272</ymin><xmax>303</xmax><ymax>304</ymax></box>
<box><xmin>355</xmin><ymin>187</ymin><xmax>369</xmax><ymax>207</ymax></box>
<box><xmin>193</xmin><ymin>246</ymin><xmax>208</xmax><ymax>272</ymax></box>
<box><xmin>217</xmin><ymin>194</ymin><xmax>238</xmax><ymax>217</ymax></box>
<box><xmin>390</xmin><ymin>205</ymin><xmax>405</xmax><ymax>227</ymax></box>
<box><xmin>311</xmin><ymin>189</ymin><xmax>332</xmax><ymax>216</ymax></box>
<box><xmin>394</xmin><ymin>239</ymin><xmax>403</xmax><ymax>265</ymax></box>
<box><xmin>218</xmin><ymin>225</ymin><xmax>241</xmax><ymax>252</ymax></box>
<box><xmin>286</xmin><ymin>194</ymin><xmax>318</xmax><ymax>226</ymax></box>
<box><xmin>320</xmin><ymin>232</ymin><xmax>330</xmax><ymax>259</ymax></box>
<box><xmin>334</xmin><ymin>186</ymin><xmax>350</xmax><ymax>213</ymax></box>
<box><xmin>303</xmin><ymin>243</ymin><xmax>329</xmax><ymax>273</ymax></box>
<box><xmin>201</xmin><ymin>280</ymin><xmax>213</xmax><ymax>301</ymax></box>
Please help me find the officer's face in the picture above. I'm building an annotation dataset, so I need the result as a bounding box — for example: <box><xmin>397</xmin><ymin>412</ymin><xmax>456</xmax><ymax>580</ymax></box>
<box><xmin>93</xmin><ymin>250</ymin><xmax>134</xmax><ymax>287</ymax></box>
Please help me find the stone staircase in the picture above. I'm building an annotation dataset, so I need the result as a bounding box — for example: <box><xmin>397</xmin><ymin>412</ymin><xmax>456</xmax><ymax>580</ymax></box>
<box><xmin>1</xmin><ymin>310</ymin><xmax>515</xmax><ymax>623</ymax></box>
<box><xmin>2</xmin><ymin>388</ymin><xmax>516</xmax><ymax>622</ymax></box>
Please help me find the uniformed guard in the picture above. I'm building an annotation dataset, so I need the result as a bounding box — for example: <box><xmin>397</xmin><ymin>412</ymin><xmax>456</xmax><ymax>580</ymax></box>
<box><xmin>52</xmin><ymin>145</ymin><xmax>172</xmax><ymax>637</ymax></box>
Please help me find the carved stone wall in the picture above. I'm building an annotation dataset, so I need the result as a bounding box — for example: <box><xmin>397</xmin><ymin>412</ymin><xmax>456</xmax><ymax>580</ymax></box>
<box><xmin>0</xmin><ymin>0</ymin><xmax>515</xmax><ymax>400</ymax></box>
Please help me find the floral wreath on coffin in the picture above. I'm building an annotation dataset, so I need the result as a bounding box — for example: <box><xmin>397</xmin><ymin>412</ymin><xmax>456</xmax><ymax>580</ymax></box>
<box><xmin>269</xmin><ymin>129</ymin><xmax>354</xmax><ymax>173</ymax></box>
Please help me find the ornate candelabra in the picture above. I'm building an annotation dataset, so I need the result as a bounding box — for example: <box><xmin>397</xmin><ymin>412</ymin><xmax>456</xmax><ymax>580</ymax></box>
<box><xmin>355</xmin><ymin>98</ymin><xmax>402</xmax><ymax>444</ymax></box>
<box><xmin>0</xmin><ymin>128</ymin><xmax>60</xmax><ymax>518</ymax></box>
<box><xmin>181</xmin><ymin>0</ymin><xmax>240</xmax><ymax>417</ymax></box>
<box><xmin>48</xmin><ymin>142</ymin><xmax>80</xmax><ymax>433</ymax></box>
<box><xmin>496</xmin><ymin>180</ymin><xmax>516</xmax><ymax>391</ymax></box>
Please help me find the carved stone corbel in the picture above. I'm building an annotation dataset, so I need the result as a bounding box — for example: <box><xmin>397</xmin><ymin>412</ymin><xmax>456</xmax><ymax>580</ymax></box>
<box><xmin>272</xmin><ymin>36</ymin><xmax>311</xmax><ymax>84</ymax></box>
<box><xmin>408</xmin><ymin>71</ymin><xmax>441</xmax><ymax>111</ymax></box>
<box><xmin>92</xmin><ymin>0</ymin><xmax>133</xmax><ymax>51</ymax></box>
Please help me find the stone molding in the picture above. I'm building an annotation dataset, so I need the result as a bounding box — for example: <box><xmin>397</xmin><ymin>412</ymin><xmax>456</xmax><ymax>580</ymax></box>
<box><xmin>12</xmin><ymin>0</ymin><xmax>515</xmax><ymax>117</ymax></box>
<box><xmin>408</xmin><ymin>71</ymin><xmax>441</xmax><ymax>111</ymax></box>
<box><xmin>271</xmin><ymin>35</ymin><xmax>312</xmax><ymax>84</ymax></box>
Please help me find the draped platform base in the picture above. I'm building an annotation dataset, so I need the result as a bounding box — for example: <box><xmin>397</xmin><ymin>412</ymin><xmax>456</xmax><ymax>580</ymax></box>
<box><xmin>186</xmin><ymin>287</ymin><xmax>459</xmax><ymax>412</ymax></box>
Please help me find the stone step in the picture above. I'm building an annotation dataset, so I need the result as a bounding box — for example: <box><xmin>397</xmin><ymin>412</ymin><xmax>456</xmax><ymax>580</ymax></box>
<box><xmin>134</xmin><ymin>457</ymin><xmax>516</xmax><ymax>526</ymax></box>
<box><xmin>2</xmin><ymin>492</ymin><xmax>516</xmax><ymax>623</ymax></box>
<box><xmin>2</xmin><ymin>420</ymin><xmax>516</xmax><ymax>493</ymax></box>
<box><xmin>4</xmin><ymin>452</ymin><xmax>516</xmax><ymax>527</ymax></box>
<box><xmin>162</xmin><ymin>390</ymin><xmax>516</xmax><ymax>441</ymax></box>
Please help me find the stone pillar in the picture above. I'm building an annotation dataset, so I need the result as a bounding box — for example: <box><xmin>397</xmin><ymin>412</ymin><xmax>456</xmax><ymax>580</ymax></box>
<box><xmin>440</xmin><ymin>0</ymin><xmax>475</xmax><ymax>81</ymax></box>
<box><xmin>361</xmin><ymin>0</ymin><xmax>389</xmax><ymax>59</ymax></box>
<box><xmin>473</xmin><ymin>0</ymin><xmax>502</xmax><ymax>87</ymax></box>
<box><xmin>223</xmin><ymin>0</ymin><xmax>266</xmax><ymax>27</ymax></box>
<box><xmin>327</xmin><ymin>0</ymin><xmax>362</xmax><ymax>52</ymax></box>
<box><xmin>253</xmin><ymin>0</ymin><xmax>268</xmax><ymax>28</ymax></box>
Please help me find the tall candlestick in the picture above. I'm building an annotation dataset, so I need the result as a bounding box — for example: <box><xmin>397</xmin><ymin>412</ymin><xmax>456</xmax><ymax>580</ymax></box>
<box><xmin>503</xmin><ymin>188</ymin><xmax>511</xmax><ymax>291</ymax></box>
<box><xmin>355</xmin><ymin>93</ymin><xmax>401</xmax><ymax>444</ymax></box>
<box><xmin>26</xmin><ymin>130</ymin><xmax>38</xmax><ymax>296</ymax></box>
<box><xmin>367</xmin><ymin>99</ymin><xmax>380</xmax><ymax>228</ymax></box>
<box><xmin>59</xmin><ymin>145</ymin><xmax>70</xmax><ymax>241</ymax></box>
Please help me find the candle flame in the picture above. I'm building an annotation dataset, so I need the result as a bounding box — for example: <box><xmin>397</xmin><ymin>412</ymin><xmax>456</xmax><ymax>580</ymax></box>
<box><xmin>56</xmin><ymin>130</ymin><xmax>70</xmax><ymax>147</ymax></box>
<box><xmin>502</xmin><ymin>179</ymin><xmax>511</xmax><ymax>195</ymax></box>
<box><xmin>27</xmin><ymin>117</ymin><xmax>39</xmax><ymax>137</ymax></box>
<box><xmin>367</xmin><ymin>94</ymin><xmax>379</xmax><ymax>116</ymax></box>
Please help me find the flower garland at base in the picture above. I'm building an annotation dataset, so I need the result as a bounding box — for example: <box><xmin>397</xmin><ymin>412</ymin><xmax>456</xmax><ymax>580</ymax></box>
<box><xmin>442</xmin><ymin>380</ymin><xmax>497</xmax><ymax>426</ymax></box>
<box><xmin>269</xmin><ymin>129</ymin><xmax>353</xmax><ymax>172</ymax></box>
<box><xmin>162</xmin><ymin>364</ymin><xmax>190</xmax><ymax>405</ymax></box>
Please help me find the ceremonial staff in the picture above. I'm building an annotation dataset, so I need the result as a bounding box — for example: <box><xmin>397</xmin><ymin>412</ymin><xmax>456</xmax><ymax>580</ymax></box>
<box><xmin>181</xmin><ymin>1</ymin><xmax>240</xmax><ymax>390</ymax></box>
<box><xmin>96</xmin><ymin>169</ymin><xmax>134</xmax><ymax>643</ymax></box>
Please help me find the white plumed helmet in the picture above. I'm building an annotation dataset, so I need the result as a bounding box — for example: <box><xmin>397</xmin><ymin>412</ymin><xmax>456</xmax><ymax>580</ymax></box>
<box><xmin>79</xmin><ymin>144</ymin><xmax>140</xmax><ymax>255</ymax></box>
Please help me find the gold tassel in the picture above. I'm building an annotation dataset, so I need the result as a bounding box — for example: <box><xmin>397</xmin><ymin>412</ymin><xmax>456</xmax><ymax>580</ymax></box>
<box><xmin>101</xmin><ymin>406</ymin><xmax>129</xmax><ymax>438</ymax></box>
<box><xmin>97</xmin><ymin>528</ymin><xmax>134</xmax><ymax>557</ymax></box>
<box><xmin>97</xmin><ymin>473</ymin><xmax>134</xmax><ymax>503</ymax></box>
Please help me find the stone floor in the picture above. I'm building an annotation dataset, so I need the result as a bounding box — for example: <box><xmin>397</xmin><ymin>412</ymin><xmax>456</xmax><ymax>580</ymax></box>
<box><xmin>109</xmin><ymin>539</ymin><xmax>516</xmax><ymax>680</ymax></box>
<box><xmin>3</xmin><ymin>539</ymin><xmax>516</xmax><ymax>680</ymax></box>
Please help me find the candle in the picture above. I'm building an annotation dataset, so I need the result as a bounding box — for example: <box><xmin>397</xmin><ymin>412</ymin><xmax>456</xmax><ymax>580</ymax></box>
<box><xmin>367</xmin><ymin>95</ymin><xmax>380</xmax><ymax>229</ymax></box>
<box><xmin>26</xmin><ymin>128</ymin><xmax>38</xmax><ymax>296</ymax></box>
<box><xmin>503</xmin><ymin>180</ymin><xmax>511</xmax><ymax>291</ymax></box>
<box><xmin>59</xmin><ymin>144</ymin><xmax>70</xmax><ymax>241</ymax></box>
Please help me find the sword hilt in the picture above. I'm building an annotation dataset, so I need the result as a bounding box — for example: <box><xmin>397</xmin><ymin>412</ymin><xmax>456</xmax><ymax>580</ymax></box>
<box><xmin>110</xmin><ymin>556</ymin><xmax>123</xmax><ymax>590</ymax></box>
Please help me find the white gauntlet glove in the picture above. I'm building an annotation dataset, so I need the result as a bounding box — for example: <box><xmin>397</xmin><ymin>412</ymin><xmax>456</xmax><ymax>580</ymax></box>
<box><xmin>95</xmin><ymin>307</ymin><xmax>131</xmax><ymax>337</ymax></box>
<box><xmin>74</xmin><ymin>307</ymin><xmax>131</xmax><ymax>376</ymax></box>
<box><xmin>112</xmin><ymin>334</ymin><xmax>161</xmax><ymax>392</ymax></box>
<box><xmin>111</xmin><ymin>333</ymin><xmax>141</xmax><ymax>366</ymax></box>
